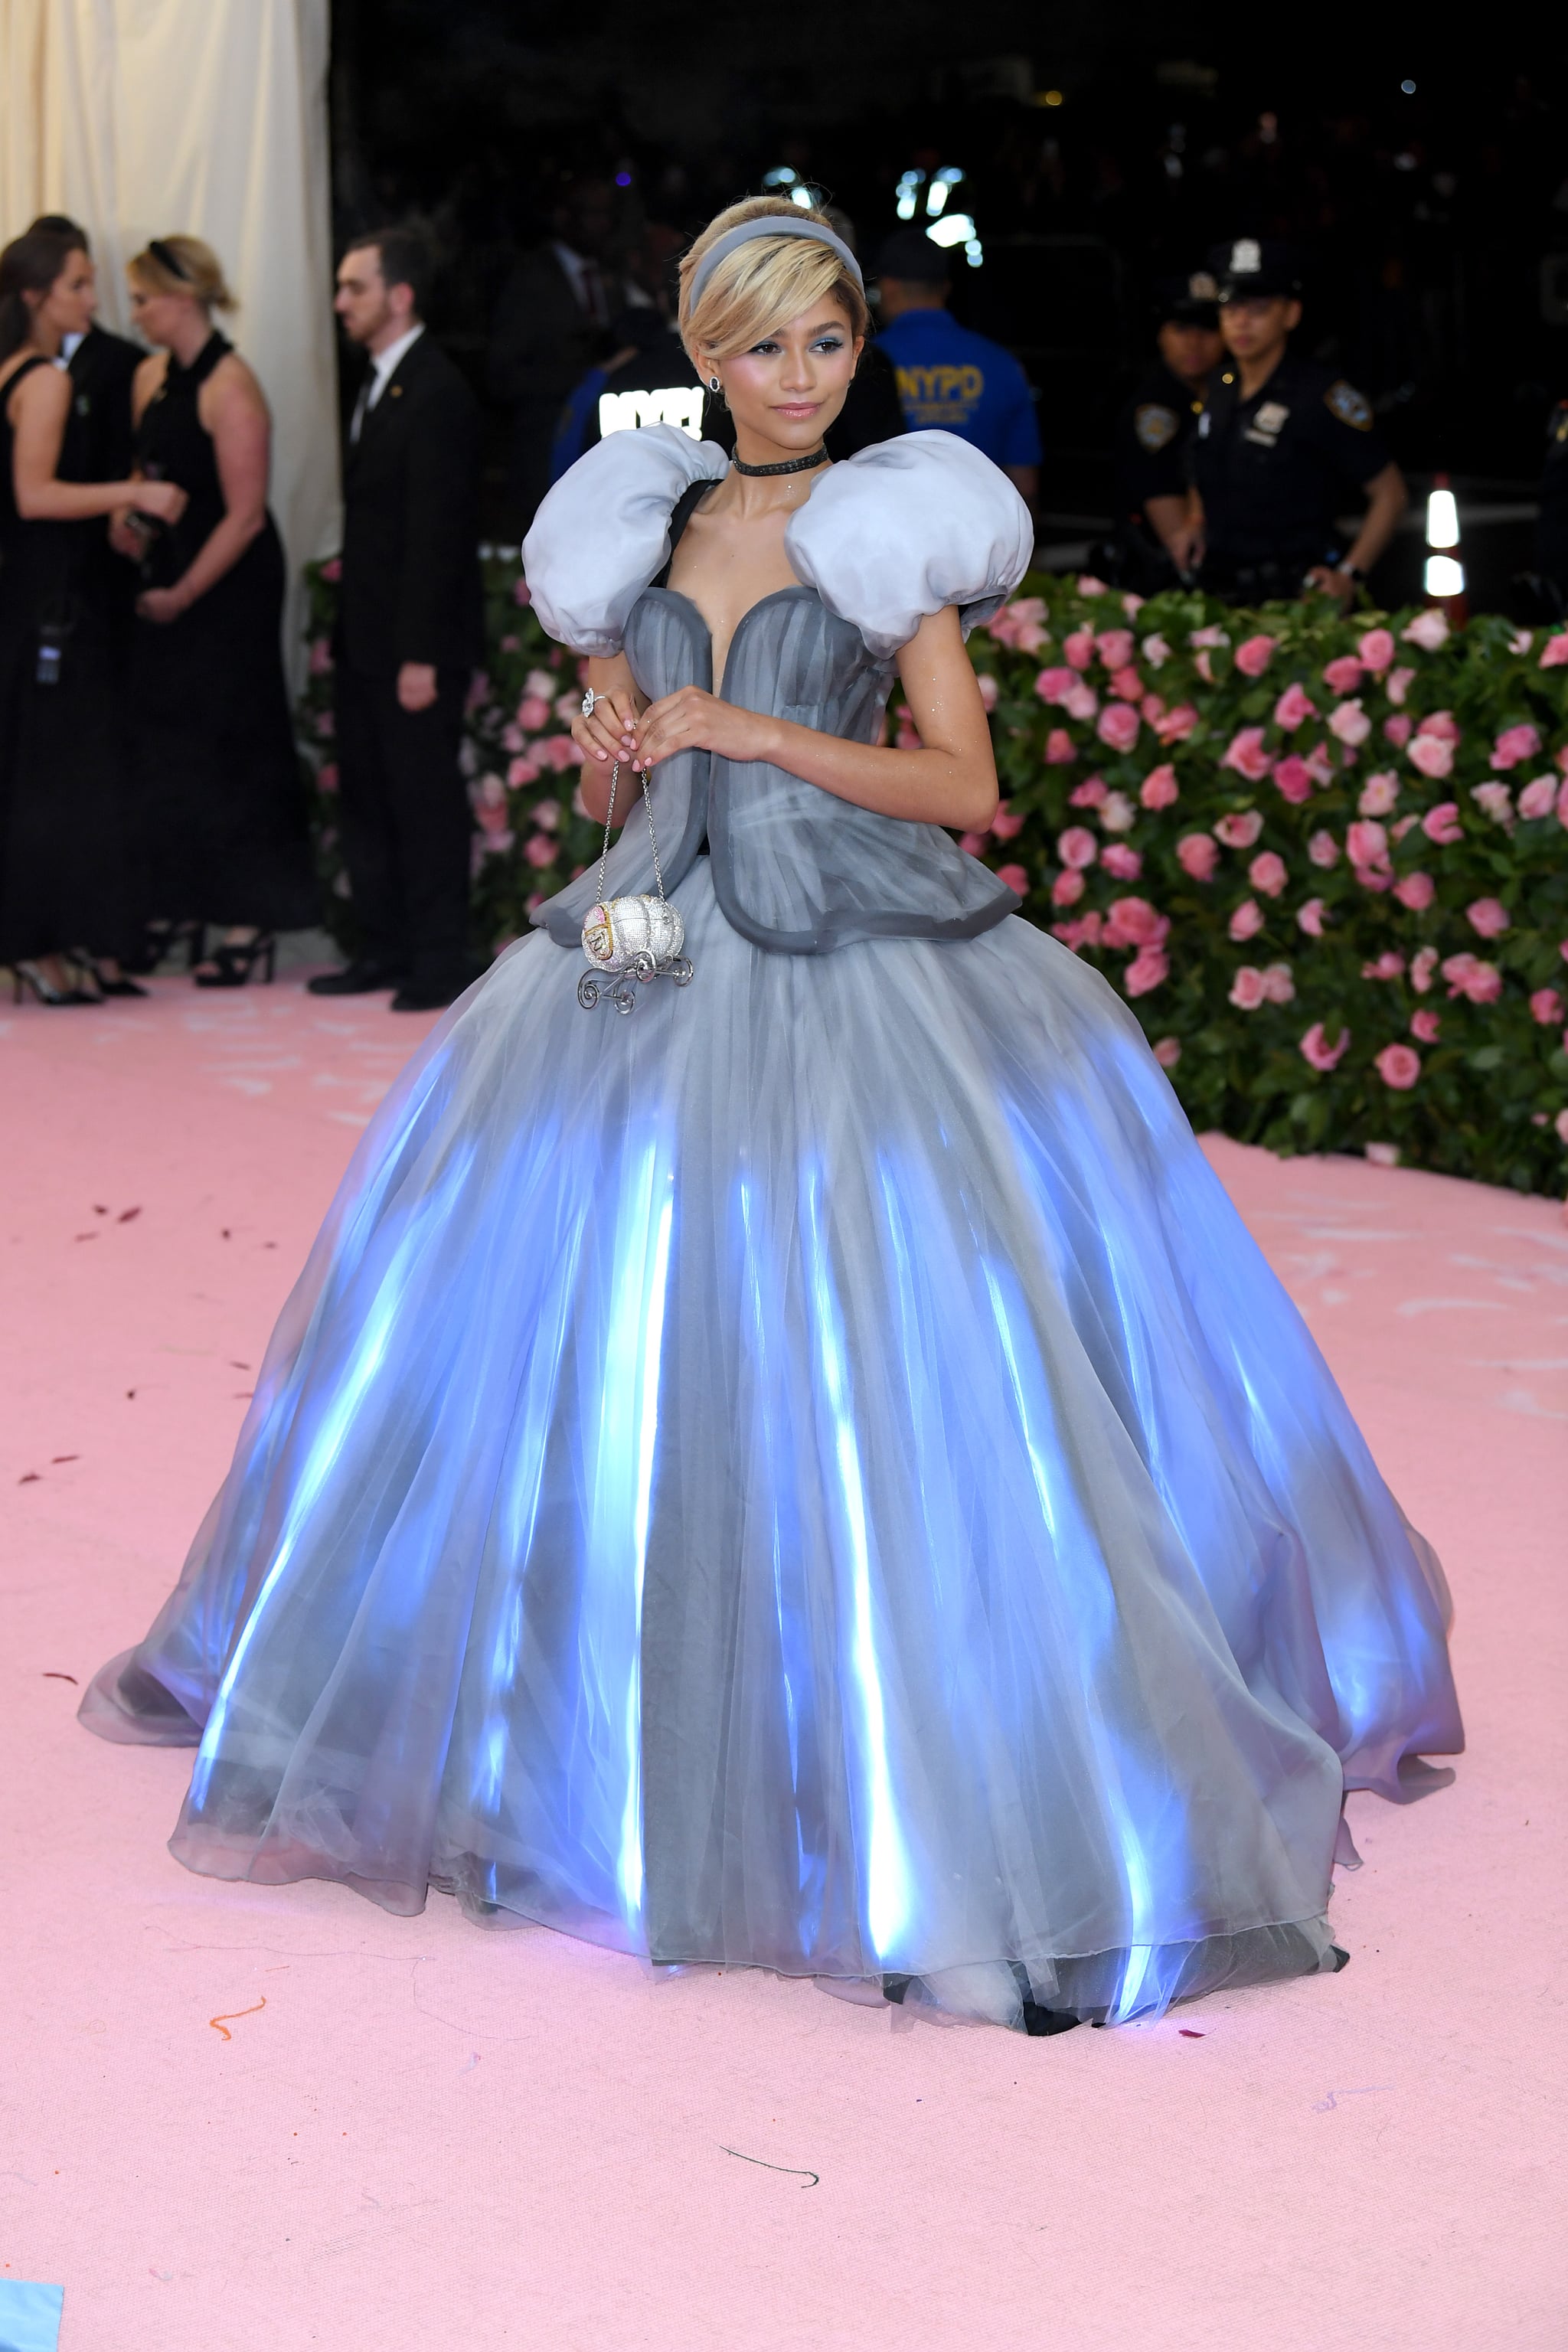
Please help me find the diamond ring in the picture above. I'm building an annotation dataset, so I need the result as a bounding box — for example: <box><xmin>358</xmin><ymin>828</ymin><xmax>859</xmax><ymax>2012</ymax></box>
<box><xmin>581</xmin><ymin>688</ymin><xmax>601</xmax><ymax>717</ymax></box>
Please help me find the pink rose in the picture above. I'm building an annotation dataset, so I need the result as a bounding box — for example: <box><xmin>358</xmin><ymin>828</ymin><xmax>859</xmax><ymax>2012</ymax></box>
<box><xmin>1308</xmin><ymin>829</ymin><xmax>1340</xmax><ymax>868</ymax></box>
<box><xmin>308</xmin><ymin>637</ymin><xmax>333</xmax><ymax>677</ymax></box>
<box><xmin>1540</xmin><ymin>632</ymin><xmax>1568</xmax><ymax>668</ymax></box>
<box><xmin>1102</xmin><ymin>896</ymin><xmax>1168</xmax><ymax>947</ymax></box>
<box><xmin>958</xmin><ymin>831</ymin><xmax>987</xmax><ymax>856</ymax></box>
<box><xmin>1155</xmin><ymin>703</ymin><xmax>1199</xmax><ymax>743</ymax></box>
<box><xmin>517</xmin><ymin>693</ymin><xmax>552</xmax><ymax>731</ymax></box>
<box><xmin>1099</xmin><ymin>789</ymin><xmax>1137</xmax><ymax>832</ymax></box>
<box><xmin>1188</xmin><ymin>625</ymin><xmax>1230</xmax><ymax>650</ymax></box>
<box><xmin>316</xmin><ymin>760</ymin><xmax>339</xmax><ymax>794</ymax></box>
<box><xmin>1347</xmin><ymin>818</ymin><xmax>1390</xmax><ymax>869</ymax></box>
<box><xmin>1362</xmin><ymin>951</ymin><xmax>1406</xmax><ymax>981</ymax></box>
<box><xmin>1375</xmin><ymin>1043</ymin><xmax>1422</xmax><ymax>1089</ymax></box>
<box><xmin>1096</xmin><ymin>701</ymin><xmax>1142</xmax><ymax>753</ymax></box>
<box><xmin>1410</xmin><ymin>1008</ymin><xmax>1442</xmax><ymax>1044</ymax></box>
<box><xmin>1229</xmin><ymin>965</ymin><xmax>1267</xmax><ymax>1010</ymax></box>
<box><xmin>524</xmin><ymin>832</ymin><xmax>558</xmax><ymax>868</ymax></box>
<box><xmin>1122</xmin><ymin>593</ymin><xmax>1145</xmax><ymax>617</ymax></box>
<box><xmin>1557</xmin><ymin>1109</ymin><xmax>1568</xmax><ymax>1142</ymax></box>
<box><xmin>1516</xmin><ymin>774</ymin><xmax>1557</xmax><ymax>819</ymax></box>
<box><xmin>1101</xmin><ymin>842</ymin><xmax>1143</xmax><ymax>880</ymax></box>
<box><xmin>1300</xmin><ymin>1021</ymin><xmax>1351</xmax><ymax>1071</ymax></box>
<box><xmin>512</xmin><ymin>577</ymin><xmax>532</xmax><ymax>607</ymax></box>
<box><xmin>1057</xmin><ymin>825</ymin><xmax>1099</xmax><ymax>870</ymax></box>
<box><xmin>1063</xmin><ymin>682</ymin><xmax>1099</xmax><ymax>723</ymax></box>
<box><xmin>1530</xmin><ymin>988</ymin><xmax>1564</xmax><ymax>1025</ymax></box>
<box><xmin>1070</xmin><ymin>776</ymin><xmax>1109</xmax><ymax>807</ymax></box>
<box><xmin>1249</xmin><ymin>850</ymin><xmax>1289</xmax><ymax>898</ymax></box>
<box><xmin>1063</xmin><ymin>629</ymin><xmax>1096</xmax><ymax>671</ymax></box>
<box><xmin>1053</xmin><ymin>910</ymin><xmax>1102</xmax><ymax>950</ymax></box>
<box><xmin>1471</xmin><ymin>782</ymin><xmax>1514</xmax><ymax>826</ymax></box>
<box><xmin>1050</xmin><ymin>869</ymin><xmax>1085</xmax><ymax>906</ymax></box>
<box><xmin>1364</xmin><ymin>1143</ymin><xmax>1400</xmax><ymax>1166</ymax></box>
<box><xmin>507</xmin><ymin>755</ymin><xmax>541</xmax><ymax>788</ymax></box>
<box><xmin>1272</xmin><ymin>756</ymin><xmax>1315</xmax><ymax>804</ymax></box>
<box><xmin>1357</xmin><ymin>627</ymin><xmax>1396</xmax><ymax>673</ymax></box>
<box><xmin>976</xmin><ymin>672</ymin><xmax>999</xmax><ymax>711</ymax></box>
<box><xmin>1392</xmin><ymin>871</ymin><xmax>1436</xmax><ymax>910</ymax></box>
<box><xmin>1442</xmin><ymin>953</ymin><xmax>1504</xmax><ymax>1004</ymax></box>
<box><xmin>1044</xmin><ymin>728</ymin><xmax>1076</xmax><ymax>765</ymax></box>
<box><xmin>1323</xmin><ymin>654</ymin><xmax>1364</xmax><ymax>694</ymax></box>
<box><xmin>531</xmin><ymin>796</ymin><xmax>561</xmax><ymax>831</ymax></box>
<box><xmin>1261</xmin><ymin>961</ymin><xmax>1295</xmax><ymax>1003</ymax></box>
<box><xmin>1077</xmin><ymin>573</ymin><xmax>1111</xmax><ymax>596</ymax></box>
<box><xmin>1383</xmin><ymin>713</ymin><xmax>1413</xmax><ymax>747</ymax></box>
<box><xmin>1421</xmin><ymin>802</ymin><xmax>1464</xmax><ymax>844</ymax></box>
<box><xmin>1419</xmin><ymin>708</ymin><xmax>1461</xmax><ymax>743</ymax></box>
<box><xmin>1328</xmin><ymin>697</ymin><xmax>1372</xmax><ymax>747</ymax></box>
<box><xmin>1410</xmin><ymin>946</ymin><xmax>1439</xmax><ymax>994</ymax></box>
<box><xmin>1390</xmin><ymin>814</ymin><xmax>1419</xmax><ymax>838</ymax></box>
<box><xmin>1401</xmin><ymin>610</ymin><xmax>1449</xmax><ymax>651</ymax></box>
<box><xmin>1152</xmin><ymin>1036</ymin><xmax>1181</xmax><ymax>1068</ymax></box>
<box><xmin>537</xmin><ymin>734</ymin><xmax>585</xmax><ymax>770</ymax></box>
<box><xmin>1272</xmin><ymin>682</ymin><xmax>1318</xmax><ymax>731</ymax></box>
<box><xmin>990</xmin><ymin>802</ymin><xmax>1026</xmax><ymax>840</ymax></box>
<box><xmin>1140</xmin><ymin>763</ymin><xmax>1180</xmax><ymax>809</ymax></box>
<box><xmin>1297</xmin><ymin>897</ymin><xmax>1328</xmax><ymax>936</ymax></box>
<box><xmin>1034</xmin><ymin>667</ymin><xmax>1077</xmax><ymax>705</ymax></box>
<box><xmin>1491</xmin><ymin>722</ymin><xmax>1541</xmax><ymax>769</ymax></box>
<box><xmin>1466</xmin><ymin>897</ymin><xmax>1510</xmax><ymax>938</ymax></box>
<box><xmin>1140</xmin><ymin>632</ymin><xmax>1171</xmax><ymax>668</ymax></box>
<box><xmin>319</xmin><ymin>555</ymin><xmax>341</xmax><ymax>583</ymax></box>
<box><xmin>1408</xmin><ymin>734</ymin><xmax>1454</xmax><ymax>779</ymax></box>
<box><xmin>1559</xmin><ymin>779</ymin><xmax>1568</xmax><ymax>827</ymax></box>
<box><xmin>1214</xmin><ymin>809</ymin><xmax>1265</xmax><ymax>848</ymax></box>
<box><xmin>1140</xmin><ymin>692</ymin><xmax>1167</xmax><ymax>724</ymax></box>
<box><xmin>314</xmin><ymin>710</ymin><xmax>335</xmax><ymax>740</ymax></box>
<box><xmin>1094</xmin><ymin>628</ymin><xmax>1135</xmax><ymax>669</ymax></box>
<box><xmin>1124</xmin><ymin>946</ymin><xmax>1169</xmax><ymax>997</ymax></box>
<box><xmin>995</xmin><ymin>863</ymin><xmax>1030</xmax><ymax>896</ymax></box>
<box><xmin>1386</xmin><ymin>665</ymin><xmax>1416</xmax><ymax>705</ymax></box>
<box><xmin>1357</xmin><ymin>771</ymin><xmax>1400</xmax><ymax>815</ymax></box>
<box><xmin>1176</xmin><ymin>832</ymin><xmax>1218</xmax><ymax>881</ymax></box>
<box><xmin>1234</xmin><ymin>633</ymin><xmax>1278</xmax><ymax>676</ymax></box>
<box><xmin>1229</xmin><ymin>898</ymin><xmax>1266</xmax><ymax>942</ymax></box>
<box><xmin>1108</xmin><ymin>665</ymin><xmax>1144</xmax><ymax>701</ymax></box>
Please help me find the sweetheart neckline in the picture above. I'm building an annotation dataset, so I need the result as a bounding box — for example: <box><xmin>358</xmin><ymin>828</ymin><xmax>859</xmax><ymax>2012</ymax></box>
<box><xmin>639</xmin><ymin>580</ymin><xmax>818</xmax><ymax>699</ymax></box>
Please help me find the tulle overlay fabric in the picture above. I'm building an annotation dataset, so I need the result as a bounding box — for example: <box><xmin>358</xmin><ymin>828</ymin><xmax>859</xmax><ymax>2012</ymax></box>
<box><xmin>83</xmin><ymin>871</ymin><xmax>1461</xmax><ymax>2027</ymax></box>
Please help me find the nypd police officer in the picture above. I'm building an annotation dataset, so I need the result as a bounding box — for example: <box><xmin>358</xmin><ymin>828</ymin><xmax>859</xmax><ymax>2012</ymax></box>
<box><xmin>1109</xmin><ymin>270</ymin><xmax>1223</xmax><ymax>590</ymax></box>
<box><xmin>1181</xmin><ymin>240</ymin><xmax>1406</xmax><ymax>606</ymax></box>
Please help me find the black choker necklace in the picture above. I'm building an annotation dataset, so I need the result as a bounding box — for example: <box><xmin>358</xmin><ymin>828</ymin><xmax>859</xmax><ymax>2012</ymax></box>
<box><xmin>730</xmin><ymin>445</ymin><xmax>829</xmax><ymax>478</ymax></box>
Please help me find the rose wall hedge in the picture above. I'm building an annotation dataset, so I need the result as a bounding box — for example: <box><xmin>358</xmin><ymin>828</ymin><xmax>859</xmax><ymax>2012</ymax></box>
<box><xmin>296</xmin><ymin>560</ymin><xmax>1568</xmax><ymax>1198</ymax></box>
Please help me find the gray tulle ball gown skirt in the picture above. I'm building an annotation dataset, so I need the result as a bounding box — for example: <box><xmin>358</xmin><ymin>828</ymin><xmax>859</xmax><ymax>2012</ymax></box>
<box><xmin>80</xmin><ymin>861</ymin><xmax>1462</xmax><ymax>2031</ymax></box>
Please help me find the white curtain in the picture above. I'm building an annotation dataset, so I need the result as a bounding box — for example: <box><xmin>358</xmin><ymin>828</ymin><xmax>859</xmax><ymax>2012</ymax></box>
<box><xmin>0</xmin><ymin>0</ymin><xmax>340</xmax><ymax>657</ymax></box>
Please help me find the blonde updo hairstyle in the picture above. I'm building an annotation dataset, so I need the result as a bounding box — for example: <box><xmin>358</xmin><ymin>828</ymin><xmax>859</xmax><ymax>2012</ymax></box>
<box><xmin>128</xmin><ymin>234</ymin><xmax>237</xmax><ymax>312</ymax></box>
<box><xmin>678</xmin><ymin>195</ymin><xmax>867</xmax><ymax>366</ymax></box>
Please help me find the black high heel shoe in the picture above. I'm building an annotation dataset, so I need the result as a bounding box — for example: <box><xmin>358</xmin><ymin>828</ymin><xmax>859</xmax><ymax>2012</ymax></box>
<box><xmin>11</xmin><ymin>959</ymin><xmax>93</xmax><ymax>1006</ymax></box>
<box><xmin>125</xmin><ymin>917</ymin><xmax>203</xmax><ymax>976</ymax></box>
<box><xmin>194</xmin><ymin>934</ymin><xmax>276</xmax><ymax>989</ymax></box>
<box><xmin>72</xmin><ymin>952</ymin><xmax>148</xmax><ymax>1000</ymax></box>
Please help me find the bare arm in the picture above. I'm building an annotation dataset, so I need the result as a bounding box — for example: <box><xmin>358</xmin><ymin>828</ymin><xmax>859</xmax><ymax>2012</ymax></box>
<box><xmin>1307</xmin><ymin>463</ymin><xmax>1407</xmax><ymax>604</ymax></box>
<box><xmin>1145</xmin><ymin>491</ymin><xmax>1201</xmax><ymax>570</ymax></box>
<box><xmin>571</xmin><ymin>652</ymin><xmax>648</xmax><ymax>825</ymax></box>
<box><xmin>11</xmin><ymin>365</ymin><xmax>182</xmax><ymax>524</ymax></box>
<box><xmin>138</xmin><ymin>361</ymin><xmax>269</xmax><ymax>619</ymax></box>
<box><xmin>626</xmin><ymin>603</ymin><xmax>999</xmax><ymax>833</ymax></box>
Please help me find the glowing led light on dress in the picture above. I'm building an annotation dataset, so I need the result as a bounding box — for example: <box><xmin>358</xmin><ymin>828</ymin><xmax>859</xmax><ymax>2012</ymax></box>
<box><xmin>598</xmin><ymin>387</ymin><xmax>704</xmax><ymax>442</ymax></box>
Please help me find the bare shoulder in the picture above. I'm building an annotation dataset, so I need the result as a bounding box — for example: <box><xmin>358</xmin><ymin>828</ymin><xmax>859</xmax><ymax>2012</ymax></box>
<box><xmin>203</xmin><ymin>349</ymin><xmax>270</xmax><ymax>426</ymax></box>
<box><xmin>3</xmin><ymin>354</ymin><xmax>69</xmax><ymax>425</ymax></box>
<box><xmin>132</xmin><ymin>351</ymin><xmax>168</xmax><ymax>419</ymax></box>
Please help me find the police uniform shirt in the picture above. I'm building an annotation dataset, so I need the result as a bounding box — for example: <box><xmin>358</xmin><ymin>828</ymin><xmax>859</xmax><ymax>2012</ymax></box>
<box><xmin>875</xmin><ymin>309</ymin><xmax>1041</xmax><ymax>468</ymax></box>
<box><xmin>1116</xmin><ymin>359</ymin><xmax>1203</xmax><ymax>516</ymax></box>
<box><xmin>1191</xmin><ymin>354</ymin><xmax>1390</xmax><ymax>569</ymax></box>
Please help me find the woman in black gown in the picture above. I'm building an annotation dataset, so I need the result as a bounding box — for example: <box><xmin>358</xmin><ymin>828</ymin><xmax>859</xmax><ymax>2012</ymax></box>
<box><xmin>115</xmin><ymin>237</ymin><xmax>316</xmax><ymax>985</ymax></box>
<box><xmin>0</xmin><ymin>227</ymin><xmax>185</xmax><ymax>1003</ymax></box>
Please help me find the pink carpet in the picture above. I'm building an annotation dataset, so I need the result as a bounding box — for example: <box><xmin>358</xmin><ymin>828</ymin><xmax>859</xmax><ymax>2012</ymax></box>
<box><xmin>2</xmin><ymin>975</ymin><xmax>1563</xmax><ymax>2352</ymax></box>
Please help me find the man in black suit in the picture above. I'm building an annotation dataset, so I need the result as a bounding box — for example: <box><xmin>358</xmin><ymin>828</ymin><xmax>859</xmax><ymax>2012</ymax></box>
<box><xmin>488</xmin><ymin>175</ymin><xmax>624</xmax><ymax>534</ymax></box>
<box><xmin>312</xmin><ymin>227</ymin><xmax>482</xmax><ymax>1011</ymax></box>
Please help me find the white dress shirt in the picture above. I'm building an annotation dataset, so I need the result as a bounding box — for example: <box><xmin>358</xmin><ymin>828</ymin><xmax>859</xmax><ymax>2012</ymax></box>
<box><xmin>351</xmin><ymin>322</ymin><xmax>424</xmax><ymax>442</ymax></box>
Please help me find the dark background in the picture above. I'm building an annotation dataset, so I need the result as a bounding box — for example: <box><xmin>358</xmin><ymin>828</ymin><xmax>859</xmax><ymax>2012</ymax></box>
<box><xmin>328</xmin><ymin>2</ymin><xmax>1568</xmax><ymax>606</ymax></box>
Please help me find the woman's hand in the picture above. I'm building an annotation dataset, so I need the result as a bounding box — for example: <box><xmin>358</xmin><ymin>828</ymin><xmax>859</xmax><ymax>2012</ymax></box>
<box><xmin>631</xmin><ymin>687</ymin><xmax>779</xmax><ymax>770</ymax></box>
<box><xmin>108</xmin><ymin>511</ymin><xmax>148</xmax><ymax>561</ymax></box>
<box><xmin>135</xmin><ymin>585</ymin><xmax>189</xmax><ymax>624</ymax></box>
<box><xmin>571</xmin><ymin>684</ymin><xmax>640</xmax><ymax>767</ymax></box>
<box><xmin>132</xmin><ymin>479</ymin><xmax>188</xmax><ymax>526</ymax></box>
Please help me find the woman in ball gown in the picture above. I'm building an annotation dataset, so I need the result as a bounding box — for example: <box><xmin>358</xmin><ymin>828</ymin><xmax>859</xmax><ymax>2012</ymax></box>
<box><xmin>80</xmin><ymin>198</ymin><xmax>1462</xmax><ymax>2034</ymax></box>
<box><xmin>113</xmin><ymin>236</ymin><xmax>316</xmax><ymax>986</ymax></box>
<box><xmin>0</xmin><ymin>226</ymin><xmax>185</xmax><ymax>1003</ymax></box>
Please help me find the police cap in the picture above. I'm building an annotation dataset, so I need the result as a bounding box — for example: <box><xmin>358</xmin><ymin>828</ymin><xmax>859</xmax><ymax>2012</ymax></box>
<box><xmin>1208</xmin><ymin>237</ymin><xmax>1302</xmax><ymax>302</ymax></box>
<box><xmin>1153</xmin><ymin>270</ymin><xmax>1220</xmax><ymax>328</ymax></box>
<box><xmin>872</xmin><ymin>227</ymin><xmax>951</xmax><ymax>286</ymax></box>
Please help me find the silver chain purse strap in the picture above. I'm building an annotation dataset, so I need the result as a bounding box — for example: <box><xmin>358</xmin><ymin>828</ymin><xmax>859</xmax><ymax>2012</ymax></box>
<box><xmin>577</xmin><ymin>756</ymin><xmax>694</xmax><ymax>1015</ymax></box>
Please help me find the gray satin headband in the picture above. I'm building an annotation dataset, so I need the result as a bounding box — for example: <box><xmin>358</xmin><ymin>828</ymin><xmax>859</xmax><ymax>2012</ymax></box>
<box><xmin>688</xmin><ymin>215</ymin><xmax>864</xmax><ymax>308</ymax></box>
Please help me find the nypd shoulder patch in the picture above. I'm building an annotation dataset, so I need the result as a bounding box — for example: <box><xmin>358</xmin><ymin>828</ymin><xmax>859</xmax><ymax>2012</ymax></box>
<box><xmin>1134</xmin><ymin>403</ymin><xmax>1179</xmax><ymax>452</ymax></box>
<box><xmin>1325</xmin><ymin>380</ymin><xmax>1373</xmax><ymax>431</ymax></box>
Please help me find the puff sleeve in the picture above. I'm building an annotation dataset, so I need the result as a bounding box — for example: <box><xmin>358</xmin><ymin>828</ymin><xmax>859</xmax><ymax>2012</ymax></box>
<box><xmin>784</xmin><ymin>431</ymin><xmax>1034</xmax><ymax>662</ymax></box>
<box><xmin>521</xmin><ymin>426</ymin><xmax>729</xmax><ymax>655</ymax></box>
